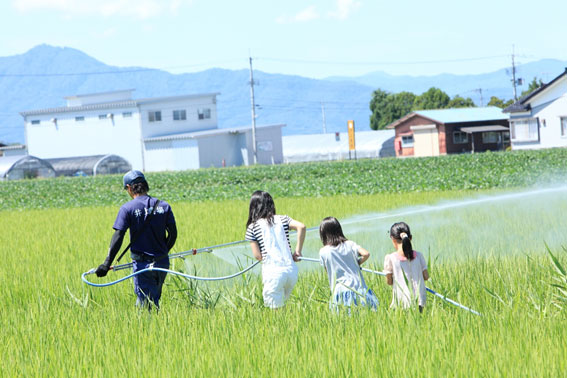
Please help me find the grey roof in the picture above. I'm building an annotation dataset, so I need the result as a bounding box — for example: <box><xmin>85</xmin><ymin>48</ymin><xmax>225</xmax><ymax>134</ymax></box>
<box><xmin>20</xmin><ymin>92</ymin><xmax>221</xmax><ymax>116</ymax></box>
<box><xmin>504</xmin><ymin>68</ymin><xmax>567</xmax><ymax>113</ymax></box>
<box><xmin>144</xmin><ymin>124</ymin><xmax>285</xmax><ymax>142</ymax></box>
<box><xmin>503</xmin><ymin>100</ymin><xmax>530</xmax><ymax>113</ymax></box>
<box><xmin>460</xmin><ymin>125</ymin><xmax>509</xmax><ymax>133</ymax></box>
<box><xmin>414</xmin><ymin>107</ymin><xmax>507</xmax><ymax>124</ymax></box>
<box><xmin>0</xmin><ymin>155</ymin><xmax>55</xmax><ymax>179</ymax></box>
<box><xmin>46</xmin><ymin>154</ymin><xmax>131</xmax><ymax>176</ymax></box>
<box><xmin>387</xmin><ymin>106</ymin><xmax>507</xmax><ymax>129</ymax></box>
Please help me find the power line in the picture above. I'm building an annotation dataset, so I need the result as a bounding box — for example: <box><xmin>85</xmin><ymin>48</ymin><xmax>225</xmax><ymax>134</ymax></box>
<box><xmin>257</xmin><ymin>54</ymin><xmax>514</xmax><ymax>66</ymax></box>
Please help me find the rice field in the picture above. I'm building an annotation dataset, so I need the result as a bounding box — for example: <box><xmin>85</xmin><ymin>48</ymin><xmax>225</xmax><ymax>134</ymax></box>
<box><xmin>2</xmin><ymin>186</ymin><xmax>567</xmax><ymax>376</ymax></box>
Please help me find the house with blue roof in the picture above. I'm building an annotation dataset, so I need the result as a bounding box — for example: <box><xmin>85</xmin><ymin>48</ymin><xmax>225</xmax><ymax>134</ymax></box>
<box><xmin>504</xmin><ymin>68</ymin><xmax>567</xmax><ymax>150</ymax></box>
<box><xmin>386</xmin><ymin>107</ymin><xmax>509</xmax><ymax>157</ymax></box>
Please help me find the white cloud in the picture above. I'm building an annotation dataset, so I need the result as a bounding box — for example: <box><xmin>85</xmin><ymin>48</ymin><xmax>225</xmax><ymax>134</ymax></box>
<box><xmin>294</xmin><ymin>6</ymin><xmax>320</xmax><ymax>22</ymax></box>
<box><xmin>328</xmin><ymin>0</ymin><xmax>361</xmax><ymax>20</ymax></box>
<box><xmin>276</xmin><ymin>1</ymin><xmax>360</xmax><ymax>24</ymax></box>
<box><xmin>276</xmin><ymin>5</ymin><xmax>320</xmax><ymax>24</ymax></box>
<box><xmin>12</xmin><ymin>0</ymin><xmax>192</xmax><ymax>19</ymax></box>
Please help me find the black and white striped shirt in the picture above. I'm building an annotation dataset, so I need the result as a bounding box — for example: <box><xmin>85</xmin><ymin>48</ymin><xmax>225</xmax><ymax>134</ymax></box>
<box><xmin>245</xmin><ymin>215</ymin><xmax>292</xmax><ymax>259</ymax></box>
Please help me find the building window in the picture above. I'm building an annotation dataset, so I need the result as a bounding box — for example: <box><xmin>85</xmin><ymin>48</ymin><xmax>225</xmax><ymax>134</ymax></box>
<box><xmin>75</xmin><ymin>116</ymin><xmax>85</xmax><ymax>122</ymax></box>
<box><xmin>198</xmin><ymin>108</ymin><xmax>211</xmax><ymax>120</ymax></box>
<box><xmin>510</xmin><ymin>118</ymin><xmax>539</xmax><ymax>142</ymax></box>
<box><xmin>453</xmin><ymin>131</ymin><xmax>468</xmax><ymax>144</ymax></box>
<box><xmin>401</xmin><ymin>135</ymin><xmax>414</xmax><ymax>148</ymax></box>
<box><xmin>31</xmin><ymin>120</ymin><xmax>40</xmax><ymax>125</ymax></box>
<box><xmin>123</xmin><ymin>112</ymin><xmax>132</xmax><ymax>118</ymax></box>
<box><xmin>148</xmin><ymin>111</ymin><xmax>162</xmax><ymax>122</ymax></box>
<box><xmin>173</xmin><ymin>110</ymin><xmax>187</xmax><ymax>121</ymax></box>
<box><xmin>561</xmin><ymin>117</ymin><xmax>567</xmax><ymax>137</ymax></box>
<box><xmin>482</xmin><ymin>132</ymin><xmax>499</xmax><ymax>144</ymax></box>
<box><xmin>98</xmin><ymin>114</ymin><xmax>107</xmax><ymax>120</ymax></box>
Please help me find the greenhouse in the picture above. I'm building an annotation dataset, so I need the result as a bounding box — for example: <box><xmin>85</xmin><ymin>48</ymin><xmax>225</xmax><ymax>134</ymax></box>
<box><xmin>0</xmin><ymin>155</ymin><xmax>56</xmax><ymax>181</ymax></box>
<box><xmin>46</xmin><ymin>154</ymin><xmax>132</xmax><ymax>177</ymax></box>
<box><xmin>282</xmin><ymin>130</ymin><xmax>395</xmax><ymax>163</ymax></box>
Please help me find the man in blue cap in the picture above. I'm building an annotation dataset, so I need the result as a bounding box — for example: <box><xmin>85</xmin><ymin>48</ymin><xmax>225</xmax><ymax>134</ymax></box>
<box><xmin>95</xmin><ymin>170</ymin><xmax>177</xmax><ymax>309</ymax></box>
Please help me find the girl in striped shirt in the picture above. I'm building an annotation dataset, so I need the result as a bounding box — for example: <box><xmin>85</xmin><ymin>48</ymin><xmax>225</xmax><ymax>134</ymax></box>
<box><xmin>245</xmin><ymin>191</ymin><xmax>306</xmax><ymax>309</ymax></box>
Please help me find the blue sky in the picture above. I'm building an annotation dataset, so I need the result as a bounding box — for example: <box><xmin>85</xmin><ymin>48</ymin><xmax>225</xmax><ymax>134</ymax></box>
<box><xmin>1</xmin><ymin>0</ymin><xmax>566</xmax><ymax>78</ymax></box>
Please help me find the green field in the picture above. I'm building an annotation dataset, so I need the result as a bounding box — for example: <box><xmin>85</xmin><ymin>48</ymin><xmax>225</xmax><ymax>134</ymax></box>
<box><xmin>2</xmin><ymin>149</ymin><xmax>567</xmax><ymax>376</ymax></box>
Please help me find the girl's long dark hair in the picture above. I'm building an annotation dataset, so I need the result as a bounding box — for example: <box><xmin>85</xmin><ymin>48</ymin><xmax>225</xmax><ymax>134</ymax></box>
<box><xmin>390</xmin><ymin>222</ymin><xmax>414</xmax><ymax>260</ymax></box>
<box><xmin>246</xmin><ymin>191</ymin><xmax>276</xmax><ymax>227</ymax></box>
<box><xmin>319</xmin><ymin>217</ymin><xmax>347</xmax><ymax>247</ymax></box>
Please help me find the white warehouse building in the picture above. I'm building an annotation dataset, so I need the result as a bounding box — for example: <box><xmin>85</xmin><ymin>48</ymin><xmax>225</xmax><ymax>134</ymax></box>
<box><xmin>21</xmin><ymin>89</ymin><xmax>284</xmax><ymax>172</ymax></box>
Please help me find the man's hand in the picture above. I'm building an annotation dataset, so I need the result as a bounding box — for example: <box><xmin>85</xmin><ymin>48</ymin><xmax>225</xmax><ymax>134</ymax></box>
<box><xmin>95</xmin><ymin>264</ymin><xmax>110</xmax><ymax>277</ymax></box>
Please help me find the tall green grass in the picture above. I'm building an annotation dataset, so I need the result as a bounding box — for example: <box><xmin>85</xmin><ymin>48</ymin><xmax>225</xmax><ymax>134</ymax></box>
<box><xmin>2</xmin><ymin>190</ymin><xmax>567</xmax><ymax>376</ymax></box>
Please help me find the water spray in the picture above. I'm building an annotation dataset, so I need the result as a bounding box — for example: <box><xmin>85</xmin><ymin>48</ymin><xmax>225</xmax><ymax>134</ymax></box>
<box><xmin>299</xmin><ymin>256</ymin><xmax>481</xmax><ymax>315</ymax></box>
<box><xmin>82</xmin><ymin>187</ymin><xmax>556</xmax><ymax>310</ymax></box>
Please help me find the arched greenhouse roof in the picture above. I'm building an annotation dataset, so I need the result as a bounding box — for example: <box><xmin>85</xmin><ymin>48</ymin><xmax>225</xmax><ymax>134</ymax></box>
<box><xmin>46</xmin><ymin>154</ymin><xmax>132</xmax><ymax>177</ymax></box>
<box><xmin>0</xmin><ymin>155</ymin><xmax>56</xmax><ymax>181</ymax></box>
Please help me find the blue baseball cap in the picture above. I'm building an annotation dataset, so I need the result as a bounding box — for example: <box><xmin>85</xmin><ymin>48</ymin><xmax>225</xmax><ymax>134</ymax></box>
<box><xmin>123</xmin><ymin>170</ymin><xmax>146</xmax><ymax>189</ymax></box>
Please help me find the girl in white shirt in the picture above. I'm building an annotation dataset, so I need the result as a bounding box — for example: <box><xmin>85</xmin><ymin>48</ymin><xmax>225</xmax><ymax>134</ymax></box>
<box><xmin>245</xmin><ymin>191</ymin><xmax>306</xmax><ymax>309</ymax></box>
<box><xmin>319</xmin><ymin>217</ymin><xmax>379</xmax><ymax>311</ymax></box>
<box><xmin>384</xmin><ymin>222</ymin><xmax>430</xmax><ymax>312</ymax></box>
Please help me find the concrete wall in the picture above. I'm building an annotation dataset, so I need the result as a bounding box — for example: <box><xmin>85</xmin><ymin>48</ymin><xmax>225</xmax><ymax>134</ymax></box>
<box><xmin>143</xmin><ymin>138</ymin><xmax>200</xmax><ymax>172</ymax></box>
<box><xmin>197</xmin><ymin>133</ymin><xmax>247</xmax><ymax>168</ymax></box>
<box><xmin>139</xmin><ymin>96</ymin><xmax>217</xmax><ymax>139</ymax></box>
<box><xmin>25</xmin><ymin>107</ymin><xmax>145</xmax><ymax>170</ymax></box>
<box><xmin>244</xmin><ymin>126</ymin><xmax>284</xmax><ymax>165</ymax></box>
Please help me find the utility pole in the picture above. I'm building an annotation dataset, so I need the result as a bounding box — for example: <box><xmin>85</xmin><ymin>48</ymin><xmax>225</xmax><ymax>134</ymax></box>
<box><xmin>476</xmin><ymin>88</ymin><xmax>483</xmax><ymax>106</ymax></box>
<box><xmin>249</xmin><ymin>55</ymin><xmax>257</xmax><ymax>164</ymax></box>
<box><xmin>511</xmin><ymin>46</ymin><xmax>518</xmax><ymax>101</ymax></box>
<box><xmin>321</xmin><ymin>102</ymin><xmax>327</xmax><ymax>134</ymax></box>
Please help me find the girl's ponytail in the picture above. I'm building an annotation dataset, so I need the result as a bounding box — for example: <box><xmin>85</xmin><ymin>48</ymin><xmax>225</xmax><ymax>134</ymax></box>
<box><xmin>400</xmin><ymin>232</ymin><xmax>414</xmax><ymax>260</ymax></box>
<box><xmin>389</xmin><ymin>222</ymin><xmax>415</xmax><ymax>260</ymax></box>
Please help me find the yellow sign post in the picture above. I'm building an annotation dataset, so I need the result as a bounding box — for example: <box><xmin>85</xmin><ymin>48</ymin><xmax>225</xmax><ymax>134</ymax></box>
<box><xmin>347</xmin><ymin>120</ymin><xmax>356</xmax><ymax>160</ymax></box>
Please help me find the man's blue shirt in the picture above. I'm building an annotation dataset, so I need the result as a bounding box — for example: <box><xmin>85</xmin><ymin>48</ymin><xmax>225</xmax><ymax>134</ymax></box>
<box><xmin>113</xmin><ymin>195</ymin><xmax>175</xmax><ymax>258</ymax></box>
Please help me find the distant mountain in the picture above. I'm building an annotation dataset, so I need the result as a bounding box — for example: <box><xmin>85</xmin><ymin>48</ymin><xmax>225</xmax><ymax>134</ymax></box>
<box><xmin>0</xmin><ymin>45</ymin><xmax>566</xmax><ymax>144</ymax></box>
<box><xmin>0</xmin><ymin>45</ymin><xmax>375</xmax><ymax>144</ymax></box>
<box><xmin>327</xmin><ymin>59</ymin><xmax>567</xmax><ymax>102</ymax></box>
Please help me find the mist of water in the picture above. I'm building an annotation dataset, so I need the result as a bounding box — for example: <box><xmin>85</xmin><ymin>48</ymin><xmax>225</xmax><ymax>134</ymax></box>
<box><xmin>185</xmin><ymin>186</ymin><xmax>567</xmax><ymax>275</ymax></box>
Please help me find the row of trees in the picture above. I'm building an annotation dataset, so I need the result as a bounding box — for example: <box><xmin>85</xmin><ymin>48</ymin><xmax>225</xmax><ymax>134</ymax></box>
<box><xmin>369</xmin><ymin>87</ymin><xmax>475</xmax><ymax>130</ymax></box>
<box><xmin>369</xmin><ymin>78</ymin><xmax>544</xmax><ymax>130</ymax></box>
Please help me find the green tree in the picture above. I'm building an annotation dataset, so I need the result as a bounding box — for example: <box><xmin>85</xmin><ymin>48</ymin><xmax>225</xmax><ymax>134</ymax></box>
<box><xmin>413</xmin><ymin>87</ymin><xmax>450</xmax><ymax>110</ymax></box>
<box><xmin>520</xmin><ymin>77</ymin><xmax>544</xmax><ymax>97</ymax></box>
<box><xmin>369</xmin><ymin>90</ymin><xmax>417</xmax><ymax>130</ymax></box>
<box><xmin>487</xmin><ymin>96</ymin><xmax>514</xmax><ymax>108</ymax></box>
<box><xmin>369</xmin><ymin>89</ymin><xmax>390</xmax><ymax>130</ymax></box>
<box><xmin>448</xmin><ymin>95</ymin><xmax>476</xmax><ymax>108</ymax></box>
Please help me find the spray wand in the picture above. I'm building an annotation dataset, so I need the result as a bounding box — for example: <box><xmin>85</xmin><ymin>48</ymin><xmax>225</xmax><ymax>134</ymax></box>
<box><xmin>100</xmin><ymin>247</ymin><xmax>213</xmax><ymax>273</ymax></box>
